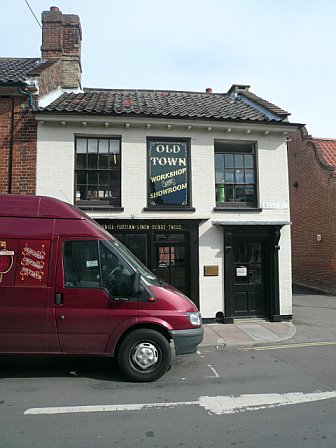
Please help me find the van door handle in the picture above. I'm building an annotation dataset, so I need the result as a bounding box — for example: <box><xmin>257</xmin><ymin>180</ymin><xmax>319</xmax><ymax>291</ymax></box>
<box><xmin>55</xmin><ymin>293</ymin><xmax>63</xmax><ymax>305</ymax></box>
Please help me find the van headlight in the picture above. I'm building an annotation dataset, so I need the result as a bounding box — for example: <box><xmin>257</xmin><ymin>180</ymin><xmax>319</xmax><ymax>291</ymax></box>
<box><xmin>186</xmin><ymin>312</ymin><xmax>202</xmax><ymax>326</ymax></box>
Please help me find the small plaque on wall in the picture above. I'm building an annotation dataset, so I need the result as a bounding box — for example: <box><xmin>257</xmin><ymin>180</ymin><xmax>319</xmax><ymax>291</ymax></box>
<box><xmin>204</xmin><ymin>265</ymin><xmax>219</xmax><ymax>276</ymax></box>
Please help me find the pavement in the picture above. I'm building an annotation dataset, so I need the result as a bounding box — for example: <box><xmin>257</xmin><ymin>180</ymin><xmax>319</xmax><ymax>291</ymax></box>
<box><xmin>201</xmin><ymin>320</ymin><xmax>296</xmax><ymax>348</ymax></box>
<box><xmin>200</xmin><ymin>284</ymin><xmax>336</xmax><ymax>348</ymax></box>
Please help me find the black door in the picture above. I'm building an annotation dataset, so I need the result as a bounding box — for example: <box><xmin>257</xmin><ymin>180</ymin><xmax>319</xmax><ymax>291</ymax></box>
<box><xmin>225</xmin><ymin>230</ymin><xmax>270</xmax><ymax>319</ymax></box>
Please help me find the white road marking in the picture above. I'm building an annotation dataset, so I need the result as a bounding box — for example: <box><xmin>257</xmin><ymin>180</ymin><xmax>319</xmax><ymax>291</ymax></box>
<box><xmin>24</xmin><ymin>391</ymin><xmax>336</xmax><ymax>416</ymax></box>
<box><xmin>205</xmin><ymin>364</ymin><xmax>220</xmax><ymax>378</ymax></box>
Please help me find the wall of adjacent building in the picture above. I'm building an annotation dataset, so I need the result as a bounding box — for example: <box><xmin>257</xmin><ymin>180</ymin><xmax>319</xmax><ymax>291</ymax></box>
<box><xmin>0</xmin><ymin>96</ymin><xmax>37</xmax><ymax>194</ymax></box>
<box><xmin>288</xmin><ymin>129</ymin><xmax>336</xmax><ymax>293</ymax></box>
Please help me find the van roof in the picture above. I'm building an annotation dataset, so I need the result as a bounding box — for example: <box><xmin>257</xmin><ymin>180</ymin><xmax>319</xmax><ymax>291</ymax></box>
<box><xmin>0</xmin><ymin>194</ymin><xmax>86</xmax><ymax>219</ymax></box>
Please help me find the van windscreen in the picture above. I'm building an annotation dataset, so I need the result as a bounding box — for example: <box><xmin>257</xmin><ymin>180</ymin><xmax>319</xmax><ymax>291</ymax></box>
<box><xmin>103</xmin><ymin>239</ymin><xmax>160</xmax><ymax>283</ymax></box>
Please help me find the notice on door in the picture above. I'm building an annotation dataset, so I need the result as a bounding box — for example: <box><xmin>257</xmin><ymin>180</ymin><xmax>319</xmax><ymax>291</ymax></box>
<box><xmin>236</xmin><ymin>267</ymin><xmax>248</xmax><ymax>277</ymax></box>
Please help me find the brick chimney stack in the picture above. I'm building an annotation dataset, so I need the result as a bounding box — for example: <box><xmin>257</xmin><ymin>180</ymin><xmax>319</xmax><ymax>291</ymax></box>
<box><xmin>41</xmin><ymin>6</ymin><xmax>82</xmax><ymax>89</ymax></box>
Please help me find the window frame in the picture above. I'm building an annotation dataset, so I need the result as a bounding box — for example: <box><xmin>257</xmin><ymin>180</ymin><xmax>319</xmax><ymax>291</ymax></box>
<box><xmin>214</xmin><ymin>140</ymin><xmax>259</xmax><ymax>209</ymax></box>
<box><xmin>74</xmin><ymin>136</ymin><xmax>122</xmax><ymax>209</ymax></box>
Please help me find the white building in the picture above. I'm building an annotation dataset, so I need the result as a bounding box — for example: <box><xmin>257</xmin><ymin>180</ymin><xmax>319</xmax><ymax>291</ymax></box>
<box><xmin>36</xmin><ymin>83</ymin><xmax>299</xmax><ymax>322</ymax></box>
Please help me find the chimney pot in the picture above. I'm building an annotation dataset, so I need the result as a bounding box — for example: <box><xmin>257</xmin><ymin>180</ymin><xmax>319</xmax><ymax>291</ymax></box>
<box><xmin>50</xmin><ymin>6</ymin><xmax>60</xmax><ymax>12</ymax></box>
<box><xmin>206</xmin><ymin>88</ymin><xmax>213</xmax><ymax>94</ymax></box>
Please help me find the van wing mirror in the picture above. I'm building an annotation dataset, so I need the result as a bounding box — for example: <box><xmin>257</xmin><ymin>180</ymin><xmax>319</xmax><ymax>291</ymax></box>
<box><xmin>132</xmin><ymin>271</ymin><xmax>142</xmax><ymax>295</ymax></box>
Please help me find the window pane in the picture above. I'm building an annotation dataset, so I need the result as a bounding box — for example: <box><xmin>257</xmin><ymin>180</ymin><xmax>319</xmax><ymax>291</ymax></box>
<box><xmin>224</xmin><ymin>154</ymin><xmax>234</xmax><ymax>168</ymax></box>
<box><xmin>216</xmin><ymin>170</ymin><xmax>225</xmax><ymax>183</ymax></box>
<box><xmin>215</xmin><ymin>154</ymin><xmax>224</xmax><ymax>183</ymax></box>
<box><xmin>110</xmin><ymin>139</ymin><xmax>120</xmax><ymax>153</ymax></box>
<box><xmin>235</xmin><ymin>169</ymin><xmax>245</xmax><ymax>184</ymax></box>
<box><xmin>225</xmin><ymin>169</ymin><xmax>234</xmax><ymax>183</ymax></box>
<box><xmin>244</xmin><ymin>154</ymin><xmax>254</xmax><ymax>168</ymax></box>
<box><xmin>234</xmin><ymin>154</ymin><xmax>244</xmax><ymax>168</ymax></box>
<box><xmin>216</xmin><ymin>185</ymin><xmax>225</xmax><ymax>202</ymax></box>
<box><xmin>235</xmin><ymin>186</ymin><xmax>245</xmax><ymax>201</ymax></box>
<box><xmin>245</xmin><ymin>169</ymin><xmax>254</xmax><ymax>183</ymax></box>
<box><xmin>88</xmin><ymin>139</ymin><xmax>98</xmax><ymax>153</ymax></box>
<box><xmin>76</xmin><ymin>153</ymin><xmax>86</xmax><ymax>169</ymax></box>
<box><xmin>215</xmin><ymin>153</ymin><xmax>224</xmax><ymax>169</ymax></box>
<box><xmin>88</xmin><ymin>188</ymin><xmax>99</xmax><ymax>201</ymax></box>
<box><xmin>225</xmin><ymin>185</ymin><xmax>234</xmax><ymax>202</ymax></box>
<box><xmin>88</xmin><ymin>171</ymin><xmax>98</xmax><ymax>184</ymax></box>
<box><xmin>77</xmin><ymin>171</ymin><xmax>87</xmax><ymax>184</ymax></box>
<box><xmin>109</xmin><ymin>153</ymin><xmax>119</xmax><ymax>167</ymax></box>
<box><xmin>99</xmin><ymin>171</ymin><xmax>109</xmax><ymax>185</ymax></box>
<box><xmin>63</xmin><ymin>240</ymin><xmax>100</xmax><ymax>288</ymax></box>
<box><xmin>88</xmin><ymin>154</ymin><xmax>98</xmax><ymax>169</ymax></box>
<box><xmin>98</xmin><ymin>139</ymin><xmax>109</xmax><ymax>153</ymax></box>
<box><xmin>245</xmin><ymin>185</ymin><xmax>255</xmax><ymax>203</ymax></box>
<box><xmin>76</xmin><ymin>139</ymin><xmax>87</xmax><ymax>154</ymax></box>
<box><xmin>99</xmin><ymin>154</ymin><xmax>109</xmax><ymax>169</ymax></box>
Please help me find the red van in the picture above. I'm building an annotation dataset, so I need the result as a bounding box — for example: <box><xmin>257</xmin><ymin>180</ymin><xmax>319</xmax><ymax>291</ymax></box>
<box><xmin>0</xmin><ymin>194</ymin><xmax>203</xmax><ymax>381</ymax></box>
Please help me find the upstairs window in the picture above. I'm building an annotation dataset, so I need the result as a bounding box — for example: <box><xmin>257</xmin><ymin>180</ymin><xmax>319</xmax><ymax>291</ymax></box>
<box><xmin>214</xmin><ymin>141</ymin><xmax>257</xmax><ymax>207</ymax></box>
<box><xmin>75</xmin><ymin>137</ymin><xmax>121</xmax><ymax>207</ymax></box>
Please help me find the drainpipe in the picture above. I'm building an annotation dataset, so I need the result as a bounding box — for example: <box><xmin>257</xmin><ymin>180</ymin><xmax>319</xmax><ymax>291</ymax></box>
<box><xmin>7</xmin><ymin>96</ymin><xmax>15</xmax><ymax>194</ymax></box>
<box><xmin>18</xmin><ymin>87</ymin><xmax>36</xmax><ymax>111</ymax></box>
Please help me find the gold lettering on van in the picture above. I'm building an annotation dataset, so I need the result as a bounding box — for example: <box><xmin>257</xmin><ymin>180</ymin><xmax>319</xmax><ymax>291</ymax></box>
<box><xmin>0</xmin><ymin>241</ymin><xmax>15</xmax><ymax>283</ymax></box>
<box><xmin>20</xmin><ymin>244</ymin><xmax>46</xmax><ymax>282</ymax></box>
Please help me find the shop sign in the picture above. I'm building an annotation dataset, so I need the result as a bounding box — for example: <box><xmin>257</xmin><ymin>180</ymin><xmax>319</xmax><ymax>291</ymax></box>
<box><xmin>148</xmin><ymin>140</ymin><xmax>190</xmax><ymax>207</ymax></box>
<box><xmin>101</xmin><ymin>223</ymin><xmax>186</xmax><ymax>231</ymax></box>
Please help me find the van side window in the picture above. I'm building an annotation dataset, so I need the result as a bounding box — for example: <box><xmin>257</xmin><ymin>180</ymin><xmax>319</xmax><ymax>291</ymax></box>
<box><xmin>100</xmin><ymin>242</ymin><xmax>133</xmax><ymax>296</ymax></box>
<box><xmin>63</xmin><ymin>240</ymin><xmax>133</xmax><ymax>296</ymax></box>
<box><xmin>63</xmin><ymin>241</ymin><xmax>100</xmax><ymax>288</ymax></box>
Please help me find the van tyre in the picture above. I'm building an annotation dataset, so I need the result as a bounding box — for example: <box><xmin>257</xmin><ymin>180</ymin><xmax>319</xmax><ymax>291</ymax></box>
<box><xmin>117</xmin><ymin>329</ymin><xmax>171</xmax><ymax>382</ymax></box>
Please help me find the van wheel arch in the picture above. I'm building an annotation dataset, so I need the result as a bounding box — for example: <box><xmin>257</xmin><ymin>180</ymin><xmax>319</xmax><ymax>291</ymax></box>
<box><xmin>115</xmin><ymin>323</ymin><xmax>172</xmax><ymax>353</ymax></box>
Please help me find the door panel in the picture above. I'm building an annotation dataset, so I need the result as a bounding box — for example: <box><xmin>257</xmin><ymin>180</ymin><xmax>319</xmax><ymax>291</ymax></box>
<box><xmin>55</xmin><ymin>239</ymin><xmax>138</xmax><ymax>354</ymax></box>
<box><xmin>226</xmin><ymin>236</ymin><xmax>267</xmax><ymax>318</ymax></box>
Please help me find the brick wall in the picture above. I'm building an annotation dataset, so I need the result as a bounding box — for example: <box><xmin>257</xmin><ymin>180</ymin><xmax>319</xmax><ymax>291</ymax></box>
<box><xmin>38</xmin><ymin>59</ymin><xmax>63</xmax><ymax>97</ymax></box>
<box><xmin>41</xmin><ymin>8</ymin><xmax>82</xmax><ymax>89</ymax></box>
<box><xmin>0</xmin><ymin>96</ymin><xmax>37</xmax><ymax>194</ymax></box>
<box><xmin>288</xmin><ymin>128</ymin><xmax>336</xmax><ymax>293</ymax></box>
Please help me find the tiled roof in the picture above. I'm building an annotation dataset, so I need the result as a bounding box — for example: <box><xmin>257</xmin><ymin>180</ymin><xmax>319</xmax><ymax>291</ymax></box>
<box><xmin>40</xmin><ymin>88</ymin><xmax>291</xmax><ymax>123</ymax></box>
<box><xmin>227</xmin><ymin>84</ymin><xmax>289</xmax><ymax>118</ymax></box>
<box><xmin>0</xmin><ymin>58</ymin><xmax>51</xmax><ymax>85</ymax></box>
<box><xmin>314</xmin><ymin>138</ymin><xmax>336</xmax><ymax>167</ymax></box>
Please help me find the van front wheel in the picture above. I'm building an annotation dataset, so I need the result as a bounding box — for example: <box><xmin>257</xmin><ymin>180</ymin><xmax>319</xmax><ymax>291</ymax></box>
<box><xmin>117</xmin><ymin>329</ymin><xmax>171</xmax><ymax>382</ymax></box>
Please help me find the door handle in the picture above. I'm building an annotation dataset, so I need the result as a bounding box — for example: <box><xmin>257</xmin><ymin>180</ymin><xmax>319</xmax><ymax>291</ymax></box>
<box><xmin>55</xmin><ymin>293</ymin><xmax>63</xmax><ymax>305</ymax></box>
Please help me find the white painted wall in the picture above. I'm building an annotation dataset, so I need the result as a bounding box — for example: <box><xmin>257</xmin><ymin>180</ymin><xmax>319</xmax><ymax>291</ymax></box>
<box><xmin>36</xmin><ymin>121</ymin><xmax>292</xmax><ymax>318</ymax></box>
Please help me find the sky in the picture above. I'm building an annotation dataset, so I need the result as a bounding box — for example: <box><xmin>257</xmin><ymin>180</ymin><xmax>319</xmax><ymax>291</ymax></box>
<box><xmin>1</xmin><ymin>0</ymin><xmax>336</xmax><ymax>138</ymax></box>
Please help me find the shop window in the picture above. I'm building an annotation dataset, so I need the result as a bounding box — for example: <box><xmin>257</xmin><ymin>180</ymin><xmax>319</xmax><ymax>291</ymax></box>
<box><xmin>214</xmin><ymin>141</ymin><xmax>257</xmax><ymax>207</ymax></box>
<box><xmin>75</xmin><ymin>137</ymin><xmax>121</xmax><ymax>207</ymax></box>
<box><xmin>147</xmin><ymin>139</ymin><xmax>191</xmax><ymax>208</ymax></box>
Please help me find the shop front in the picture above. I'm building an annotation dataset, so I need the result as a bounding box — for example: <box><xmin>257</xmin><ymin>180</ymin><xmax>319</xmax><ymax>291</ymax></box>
<box><xmin>97</xmin><ymin>220</ymin><xmax>200</xmax><ymax>309</ymax></box>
